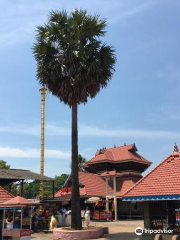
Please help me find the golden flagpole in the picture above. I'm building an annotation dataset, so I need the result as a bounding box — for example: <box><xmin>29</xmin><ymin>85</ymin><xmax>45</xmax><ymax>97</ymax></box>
<box><xmin>39</xmin><ymin>85</ymin><xmax>46</xmax><ymax>209</ymax></box>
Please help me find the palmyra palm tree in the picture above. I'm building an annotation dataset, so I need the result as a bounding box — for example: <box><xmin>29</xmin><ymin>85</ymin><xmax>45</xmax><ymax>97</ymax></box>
<box><xmin>33</xmin><ymin>9</ymin><xmax>116</xmax><ymax>229</ymax></box>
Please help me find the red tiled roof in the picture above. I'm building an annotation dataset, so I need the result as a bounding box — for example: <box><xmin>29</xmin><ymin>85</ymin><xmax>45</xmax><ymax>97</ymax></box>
<box><xmin>55</xmin><ymin>172</ymin><xmax>141</xmax><ymax>198</ymax></box>
<box><xmin>0</xmin><ymin>196</ymin><xmax>32</xmax><ymax>205</ymax></box>
<box><xmin>55</xmin><ymin>172</ymin><xmax>106</xmax><ymax>198</ymax></box>
<box><xmin>123</xmin><ymin>150</ymin><xmax>180</xmax><ymax>198</ymax></box>
<box><xmin>84</xmin><ymin>144</ymin><xmax>151</xmax><ymax>165</ymax></box>
<box><xmin>79</xmin><ymin>172</ymin><xmax>106</xmax><ymax>197</ymax></box>
<box><xmin>0</xmin><ymin>186</ymin><xmax>14</xmax><ymax>203</ymax></box>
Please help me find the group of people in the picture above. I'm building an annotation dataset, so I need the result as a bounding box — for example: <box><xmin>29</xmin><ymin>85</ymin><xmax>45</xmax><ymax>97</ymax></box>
<box><xmin>5</xmin><ymin>206</ymin><xmax>91</xmax><ymax>231</ymax></box>
<box><xmin>49</xmin><ymin>206</ymin><xmax>91</xmax><ymax>230</ymax></box>
<box><xmin>5</xmin><ymin>216</ymin><xmax>20</xmax><ymax>229</ymax></box>
<box><xmin>50</xmin><ymin>207</ymin><xmax>69</xmax><ymax>230</ymax></box>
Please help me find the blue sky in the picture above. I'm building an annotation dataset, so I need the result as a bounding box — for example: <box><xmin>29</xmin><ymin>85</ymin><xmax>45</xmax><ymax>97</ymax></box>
<box><xmin>0</xmin><ymin>0</ymin><xmax>180</xmax><ymax>177</ymax></box>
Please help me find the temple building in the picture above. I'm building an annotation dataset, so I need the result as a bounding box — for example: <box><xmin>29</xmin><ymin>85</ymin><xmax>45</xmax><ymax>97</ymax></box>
<box><xmin>55</xmin><ymin>143</ymin><xmax>151</xmax><ymax>220</ymax></box>
<box><xmin>123</xmin><ymin>144</ymin><xmax>180</xmax><ymax>239</ymax></box>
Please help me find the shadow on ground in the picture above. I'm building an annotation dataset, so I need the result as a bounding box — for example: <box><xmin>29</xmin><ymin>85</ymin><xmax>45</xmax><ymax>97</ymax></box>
<box><xmin>32</xmin><ymin>232</ymin><xmax>141</xmax><ymax>240</ymax></box>
<box><xmin>97</xmin><ymin>232</ymin><xmax>141</xmax><ymax>240</ymax></box>
<box><xmin>32</xmin><ymin>220</ymin><xmax>144</xmax><ymax>240</ymax></box>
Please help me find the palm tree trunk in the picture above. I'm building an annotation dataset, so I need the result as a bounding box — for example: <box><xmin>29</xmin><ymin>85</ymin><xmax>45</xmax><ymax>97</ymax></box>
<box><xmin>71</xmin><ymin>102</ymin><xmax>82</xmax><ymax>230</ymax></box>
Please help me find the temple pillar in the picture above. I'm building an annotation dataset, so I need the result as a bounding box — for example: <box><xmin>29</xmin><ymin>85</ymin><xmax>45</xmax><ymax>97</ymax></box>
<box><xmin>105</xmin><ymin>177</ymin><xmax>109</xmax><ymax>211</ymax></box>
<box><xmin>113</xmin><ymin>176</ymin><xmax>117</xmax><ymax>221</ymax></box>
<box><xmin>143</xmin><ymin>202</ymin><xmax>151</xmax><ymax>229</ymax></box>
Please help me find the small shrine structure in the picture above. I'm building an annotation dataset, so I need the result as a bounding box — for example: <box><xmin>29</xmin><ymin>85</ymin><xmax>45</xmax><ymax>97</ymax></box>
<box><xmin>55</xmin><ymin>143</ymin><xmax>151</xmax><ymax>220</ymax></box>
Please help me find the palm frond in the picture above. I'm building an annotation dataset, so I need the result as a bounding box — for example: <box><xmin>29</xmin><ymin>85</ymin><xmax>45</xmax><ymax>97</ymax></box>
<box><xmin>33</xmin><ymin>9</ymin><xmax>116</xmax><ymax>106</ymax></box>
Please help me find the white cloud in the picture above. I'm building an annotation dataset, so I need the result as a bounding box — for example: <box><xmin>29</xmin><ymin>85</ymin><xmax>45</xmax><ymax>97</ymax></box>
<box><xmin>79</xmin><ymin>124</ymin><xmax>180</xmax><ymax>139</ymax></box>
<box><xmin>46</xmin><ymin>123</ymin><xmax>70</xmax><ymax>136</ymax></box>
<box><xmin>0</xmin><ymin>125</ymin><xmax>40</xmax><ymax>136</ymax></box>
<box><xmin>45</xmin><ymin>149</ymin><xmax>70</xmax><ymax>159</ymax></box>
<box><xmin>0</xmin><ymin>122</ymin><xmax>180</xmax><ymax>140</ymax></box>
<box><xmin>0</xmin><ymin>123</ymin><xmax>69</xmax><ymax>136</ymax></box>
<box><xmin>0</xmin><ymin>146</ymin><xmax>70</xmax><ymax>159</ymax></box>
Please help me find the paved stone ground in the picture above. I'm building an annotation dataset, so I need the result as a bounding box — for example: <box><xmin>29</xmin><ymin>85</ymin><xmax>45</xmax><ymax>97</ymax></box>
<box><xmin>32</xmin><ymin>220</ymin><xmax>143</xmax><ymax>240</ymax></box>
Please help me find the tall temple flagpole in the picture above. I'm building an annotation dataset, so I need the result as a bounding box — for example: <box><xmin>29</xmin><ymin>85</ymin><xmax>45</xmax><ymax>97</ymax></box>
<box><xmin>39</xmin><ymin>85</ymin><xmax>46</xmax><ymax>206</ymax></box>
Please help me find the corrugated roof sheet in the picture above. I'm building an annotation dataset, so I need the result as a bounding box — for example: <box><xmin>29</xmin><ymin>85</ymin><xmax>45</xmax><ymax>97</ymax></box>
<box><xmin>0</xmin><ymin>169</ymin><xmax>54</xmax><ymax>181</ymax></box>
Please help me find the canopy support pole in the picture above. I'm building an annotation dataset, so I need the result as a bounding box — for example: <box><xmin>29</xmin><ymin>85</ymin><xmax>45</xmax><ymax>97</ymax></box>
<box><xmin>21</xmin><ymin>180</ymin><xmax>24</xmax><ymax>196</ymax></box>
<box><xmin>21</xmin><ymin>208</ymin><xmax>23</xmax><ymax>228</ymax></box>
<box><xmin>53</xmin><ymin>181</ymin><xmax>55</xmax><ymax>199</ymax></box>
<box><xmin>105</xmin><ymin>178</ymin><xmax>109</xmax><ymax>211</ymax></box>
<box><xmin>3</xmin><ymin>208</ymin><xmax>5</xmax><ymax>229</ymax></box>
<box><xmin>30</xmin><ymin>205</ymin><xmax>32</xmax><ymax>230</ymax></box>
<box><xmin>113</xmin><ymin>176</ymin><xmax>117</xmax><ymax>221</ymax></box>
<box><xmin>13</xmin><ymin>210</ymin><xmax>14</xmax><ymax>223</ymax></box>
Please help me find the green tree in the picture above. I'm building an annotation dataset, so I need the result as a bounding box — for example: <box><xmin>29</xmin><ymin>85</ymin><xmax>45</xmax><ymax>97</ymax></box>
<box><xmin>70</xmin><ymin>154</ymin><xmax>86</xmax><ymax>169</ymax></box>
<box><xmin>23</xmin><ymin>174</ymin><xmax>68</xmax><ymax>198</ymax></box>
<box><xmin>78</xmin><ymin>154</ymin><xmax>86</xmax><ymax>171</ymax></box>
<box><xmin>44</xmin><ymin>174</ymin><xmax>69</xmax><ymax>196</ymax></box>
<box><xmin>0</xmin><ymin>160</ymin><xmax>10</xmax><ymax>169</ymax></box>
<box><xmin>53</xmin><ymin>174</ymin><xmax>69</xmax><ymax>192</ymax></box>
<box><xmin>0</xmin><ymin>161</ymin><xmax>18</xmax><ymax>194</ymax></box>
<box><xmin>23</xmin><ymin>181</ymin><xmax>40</xmax><ymax>199</ymax></box>
<box><xmin>33</xmin><ymin>9</ymin><xmax>116</xmax><ymax>229</ymax></box>
<box><xmin>78</xmin><ymin>154</ymin><xmax>86</xmax><ymax>166</ymax></box>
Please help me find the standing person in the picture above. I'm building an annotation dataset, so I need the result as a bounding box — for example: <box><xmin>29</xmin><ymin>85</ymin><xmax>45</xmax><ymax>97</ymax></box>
<box><xmin>6</xmin><ymin>217</ymin><xmax>13</xmax><ymax>229</ymax></box>
<box><xmin>56</xmin><ymin>210</ymin><xmax>62</xmax><ymax>227</ymax></box>
<box><xmin>84</xmin><ymin>207</ymin><xmax>91</xmax><ymax>227</ymax></box>
<box><xmin>35</xmin><ymin>212</ymin><xmax>39</xmax><ymax>230</ymax></box>
<box><xmin>50</xmin><ymin>212</ymin><xmax>58</xmax><ymax>230</ymax></box>
<box><xmin>61</xmin><ymin>207</ymin><xmax>67</xmax><ymax>226</ymax></box>
<box><xmin>31</xmin><ymin>207</ymin><xmax>39</xmax><ymax>231</ymax></box>
<box><xmin>44</xmin><ymin>209</ymin><xmax>49</xmax><ymax>219</ymax></box>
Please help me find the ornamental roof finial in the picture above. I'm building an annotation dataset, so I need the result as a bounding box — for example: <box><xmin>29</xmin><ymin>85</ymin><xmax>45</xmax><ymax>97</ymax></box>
<box><xmin>174</xmin><ymin>142</ymin><xmax>179</xmax><ymax>152</ymax></box>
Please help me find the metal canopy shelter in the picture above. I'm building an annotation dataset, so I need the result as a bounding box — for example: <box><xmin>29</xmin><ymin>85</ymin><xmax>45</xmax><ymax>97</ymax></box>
<box><xmin>0</xmin><ymin>169</ymin><xmax>53</xmax><ymax>183</ymax></box>
<box><xmin>0</xmin><ymin>168</ymin><xmax>55</xmax><ymax>197</ymax></box>
<box><xmin>0</xmin><ymin>196</ymin><xmax>33</xmax><ymax>231</ymax></box>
